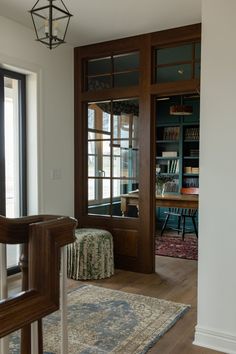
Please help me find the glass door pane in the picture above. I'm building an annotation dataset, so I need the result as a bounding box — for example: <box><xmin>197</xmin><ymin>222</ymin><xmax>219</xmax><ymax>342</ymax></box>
<box><xmin>87</xmin><ymin>99</ymin><xmax>139</xmax><ymax>218</ymax></box>
<box><xmin>87</xmin><ymin>102</ymin><xmax>111</xmax><ymax>216</ymax></box>
<box><xmin>112</xmin><ymin>99</ymin><xmax>139</xmax><ymax>217</ymax></box>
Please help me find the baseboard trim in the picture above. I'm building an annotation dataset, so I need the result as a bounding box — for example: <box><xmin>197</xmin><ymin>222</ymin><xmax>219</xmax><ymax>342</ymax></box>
<box><xmin>194</xmin><ymin>326</ymin><xmax>236</xmax><ymax>354</ymax></box>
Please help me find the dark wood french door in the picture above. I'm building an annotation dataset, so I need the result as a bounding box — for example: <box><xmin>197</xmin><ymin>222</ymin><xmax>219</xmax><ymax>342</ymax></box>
<box><xmin>74</xmin><ymin>37</ymin><xmax>155</xmax><ymax>273</ymax></box>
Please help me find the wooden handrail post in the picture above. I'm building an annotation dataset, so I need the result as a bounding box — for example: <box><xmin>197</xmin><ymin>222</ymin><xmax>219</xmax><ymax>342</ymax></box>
<box><xmin>0</xmin><ymin>215</ymin><xmax>77</xmax><ymax>354</ymax></box>
<box><xmin>31</xmin><ymin>321</ymin><xmax>39</xmax><ymax>354</ymax></box>
<box><xmin>37</xmin><ymin>320</ymin><xmax>42</xmax><ymax>353</ymax></box>
<box><xmin>0</xmin><ymin>243</ymin><xmax>9</xmax><ymax>354</ymax></box>
<box><xmin>61</xmin><ymin>246</ymin><xmax>68</xmax><ymax>354</ymax></box>
<box><xmin>19</xmin><ymin>243</ymin><xmax>31</xmax><ymax>354</ymax></box>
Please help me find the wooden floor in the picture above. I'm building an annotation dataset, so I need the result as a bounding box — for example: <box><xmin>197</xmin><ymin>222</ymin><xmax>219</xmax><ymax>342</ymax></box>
<box><xmin>8</xmin><ymin>256</ymin><xmax>222</xmax><ymax>354</ymax></box>
<box><xmin>68</xmin><ymin>256</ymin><xmax>222</xmax><ymax>354</ymax></box>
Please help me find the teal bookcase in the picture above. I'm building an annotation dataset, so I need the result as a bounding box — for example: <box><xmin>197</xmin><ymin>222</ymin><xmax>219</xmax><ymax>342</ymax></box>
<box><xmin>156</xmin><ymin>94</ymin><xmax>200</xmax><ymax>229</ymax></box>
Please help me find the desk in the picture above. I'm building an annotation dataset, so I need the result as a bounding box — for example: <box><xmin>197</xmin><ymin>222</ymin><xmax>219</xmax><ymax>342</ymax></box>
<box><xmin>120</xmin><ymin>192</ymin><xmax>198</xmax><ymax>216</ymax></box>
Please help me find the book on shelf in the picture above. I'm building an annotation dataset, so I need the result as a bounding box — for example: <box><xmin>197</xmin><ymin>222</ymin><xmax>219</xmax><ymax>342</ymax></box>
<box><xmin>163</xmin><ymin>127</ymin><xmax>180</xmax><ymax>140</ymax></box>
<box><xmin>162</xmin><ymin>151</ymin><xmax>178</xmax><ymax>157</ymax></box>
<box><xmin>184</xmin><ymin>167</ymin><xmax>199</xmax><ymax>174</ymax></box>
<box><xmin>184</xmin><ymin>127</ymin><xmax>200</xmax><ymax>140</ymax></box>
<box><xmin>167</xmin><ymin>160</ymin><xmax>170</xmax><ymax>173</ymax></box>
<box><xmin>183</xmin><ymin>177</ymin><xmax>199</xmax><ymax>188</ymax></box>
<box><xmin>166</xmin><ymin>159</ymin><xmax>179</xmax><ymax>174</ymax></box>
<box><xmin>189</xmin><ymin>148</ymin><xmax>199</xmax><ymax>157</ymax></box>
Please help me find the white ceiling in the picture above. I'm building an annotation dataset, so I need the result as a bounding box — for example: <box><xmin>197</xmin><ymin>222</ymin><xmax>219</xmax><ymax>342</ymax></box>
<box><xmin>0</xmin><ymin>0</ymin><xmax>202</xmax><ymax>47</ymax></box>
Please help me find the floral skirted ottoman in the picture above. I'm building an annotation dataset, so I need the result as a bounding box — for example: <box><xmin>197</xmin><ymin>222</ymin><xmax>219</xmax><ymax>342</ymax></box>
<box><xmin>67</xmin><ymin>228</ymin><xmax>114</xmax><ymax>280</ymax></box>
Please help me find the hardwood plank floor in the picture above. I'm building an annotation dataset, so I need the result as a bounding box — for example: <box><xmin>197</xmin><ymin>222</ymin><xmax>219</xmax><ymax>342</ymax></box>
<box><xmin>8</xmin><ymin>256</ymin><xmax>223</xmax><ymax>354</ymax></box>
<box><xmin>67</xmin><ymin>256</ymin><xmax>222</xmax><ymax>354</ymax></box>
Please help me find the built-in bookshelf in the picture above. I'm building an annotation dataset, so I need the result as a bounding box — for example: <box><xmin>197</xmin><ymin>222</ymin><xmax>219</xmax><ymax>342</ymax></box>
<box><xmin>156</xmin><ymin>94</ymin><xmax>200</xmax><ymax>194</ymax></box>
<box><xmin>183</xmin><ymin>124</ymin><xmax>199</xmax><ymax>188</ymax></box>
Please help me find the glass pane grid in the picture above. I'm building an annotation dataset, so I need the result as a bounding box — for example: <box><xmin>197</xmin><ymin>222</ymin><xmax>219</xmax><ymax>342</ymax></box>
<box><xmin>87</xmin><ymin>99</ymin><xmax>139</xmax><ymax>218</ymax></box>
<box><xmin>86</xmin><ymin>52</ymin><xmax>140</xmax><ymax>91</ymax></box>
<box><xmin>155</xmin><ymin>42</ymin><xmax>201</xmax><ymax>84</ymax></box>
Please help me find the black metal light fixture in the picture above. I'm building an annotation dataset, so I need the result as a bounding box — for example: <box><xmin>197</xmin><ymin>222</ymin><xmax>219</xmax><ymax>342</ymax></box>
<box><xmin>29</xmin><ymin>0</ymin><xmax>73</xmax><ymax>49</ymax></box>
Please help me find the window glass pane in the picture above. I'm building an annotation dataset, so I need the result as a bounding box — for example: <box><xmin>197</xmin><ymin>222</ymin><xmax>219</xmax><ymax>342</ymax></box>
<box><xmin>88</xmin><ymin>131</ymin><xmax>96</xmax><ymax>140</ymax></box>
<box><xmin>156</xmin><ymin>44</ymin><xmax>192</xmax><ymax>65</ymax></box>
<box><xmin>113</xmin><ymin>155</ymin><xmax>121</xmax><ymax>178</ymax></box>
<box><xmin>86</xmin><ymin>53</ymin><xmax>139</xmax><ymax>91</ymax></box>
<box><xmin>88</xmin><ymin>103</ymin><xmax>112</xmax><ymax>182</ymax></box>
<box><xmin>103</xmin><ymin>112</ymin><xmax>111</xmax><ymax>132</ymax></box>
<box><xmin>88</xmin><ymin>132</ymin><xmax>110</xmax><ymax>140</ymax></box>
<box><xmin>87</xmin><ymin>140</ymin><xmax>111</xmax><ymax>177</ymax></box>
<box><xmin>103</xmin><ymin>179</ymin><xmax>110</xmax><ymax>199</ymax></box>
<box><xmin>88</xmin><ymin>155</ymin><xmax>96</xmax><ymax>177</ymax></box>
<box><xmin>114</xmin><ymin>52</ymin><xmax>139</xmax><ymax>72</ymax></box>
<box><xmin>4</xmin><ymin>79</ymin><xmax>20</xmax><ymax>218</ymax></box>
<box><xmin>114</xmin><ymin>72</ymin><xmax>139</xmax><ymax>87</ymax></box>
<box><xmin>113</xmin><ymin>139</ymin><xmax>129</xmax><ymax>149</ymax></box>
<box><xmin>7</xmin><ymin>245</ymin><xmax>20</xmax><ymax>268</ymax></box>
<box><xmin>112</xmin><ymin>99</ymin><xmax>139</xmax><ymax>218</ymax></box>
<box><xmin>88</xmin><ymin>178</ymin><xmax>95</xmax><ymax>200</ymax></box>
<box><xmin>88</xmin><ymin>108</ymin><xmax>95</xmax><ymax>129</ymax></box>
<box><xmin>88</xmin><ymin>141</ymin><xmax>95</xmax><ymax>154</ymax></box>
<box><xmin>102</xmin><ymin>140</ymin><xmax>110</xmax><ymax>155</ymax></box>
<box><xmin>88</xmin><ymin>101</ymin><xmax>111</xmax><ymax>216</ymax></box>
<box><xmin>87</xmin><ymin>99</ymin><xmax>139</xmax><ymax>218</ymax></box>
<box><xmin>88</xmin><ymin>102</ymin><xmax>111</xmax><ymax>133</ymax></box>
<box><xmin>87</xmin><ymin>57</ymin><xmax>112</xmax><ymax>76</ymax></box>
<box><xmin>88</xmin><ymin>178</ymin><xmax>110</xmax><ymax>216</ymax></box>
<box><xmin>112</xmin><ymin>147</ymin><xmax>139</xmax><ymax>179</ymax></box>
<box><xmin>88</xmin><ymin>76</ymin><xmax>111</xmax><ymax>91</ymax></box>
<box><xmin>113</xmin><ymin>115</ymin><xmax>129</xmax><ymax>139</ymax></box>
<box><xmin>156</xmin><ymin>64</ymin><xmax>192</xmax><ymax>83</ymax></box>
<box><xmin>114</xmin><ymin>180</ymin><xmax>139</xmax><ymax>197</ymax></box>
<box><xmin>3</xmin><ymin>74</ymin><xmax>25</xmax><ymax>271</ymax></box>
<box><xmin>102</xmin><ymin>156</ymin><xmax>110</xmax><ymax>177</ymax></box>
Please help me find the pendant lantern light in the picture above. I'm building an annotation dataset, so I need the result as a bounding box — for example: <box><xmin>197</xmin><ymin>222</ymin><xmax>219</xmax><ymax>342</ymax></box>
<box><xmin>29</xmin><ymin>0</ymin><xmax>73</xmax><ymax>49</ymax></box>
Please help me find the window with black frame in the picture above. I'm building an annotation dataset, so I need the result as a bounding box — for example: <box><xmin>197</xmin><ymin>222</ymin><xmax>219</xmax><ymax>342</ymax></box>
<box><xmin>0</xmin><ymin>69</ymin><xmax>27</xmax><ymax>275</ymax></box>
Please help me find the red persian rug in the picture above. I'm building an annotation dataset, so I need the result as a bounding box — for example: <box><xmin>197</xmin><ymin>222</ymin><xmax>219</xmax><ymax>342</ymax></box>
<box><xmin>155</xmin><ymin>233</ymin><xmax>198</xmax><ymax>261</ymax></box>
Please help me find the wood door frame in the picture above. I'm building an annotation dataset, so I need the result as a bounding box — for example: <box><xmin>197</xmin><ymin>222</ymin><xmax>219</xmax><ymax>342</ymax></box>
<box><xmin>74</xmin><ymin>24</ymin><xmax>201</xmax><ymax>273</ymax></box>
<box><xmin>0</xmin><ymin>74</ymin><xmax>5</xmax><ymax>216</ymax></box>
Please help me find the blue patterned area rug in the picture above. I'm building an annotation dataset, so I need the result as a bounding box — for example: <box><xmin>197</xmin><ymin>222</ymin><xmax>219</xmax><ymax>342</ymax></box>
<box><xmin>11</xmin><ymin>285</ymin><xmax>189</xmax><ymax>353</ymax></box>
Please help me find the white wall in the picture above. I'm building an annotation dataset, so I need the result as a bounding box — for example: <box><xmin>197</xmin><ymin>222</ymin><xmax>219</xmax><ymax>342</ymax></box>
<box><xmin>194</xmin><ymin>1</ymin><xmax>236</xmax><ymax>353</ymax></box>
<box><xmin>0</xmin><ymin>16</ymin><xmax>74</xmax><ymax>216</ymax></box>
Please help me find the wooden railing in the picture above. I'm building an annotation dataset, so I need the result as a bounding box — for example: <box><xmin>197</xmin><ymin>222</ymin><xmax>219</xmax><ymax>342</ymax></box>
<box><xmin>0</xmin><ymin>215</ymin><xmax>77</xmax><ymax>354</ymax></box>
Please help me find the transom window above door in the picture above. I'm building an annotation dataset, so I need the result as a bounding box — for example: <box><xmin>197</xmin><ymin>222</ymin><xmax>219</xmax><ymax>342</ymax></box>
<box><xmin>85</xmin><ymin>52</ymin><xmax>140</xmax><ymax>91</ymax></box>
<box><xmin>87</xmin><ymin>99</ymin><xmax>139</xmax><ymax>217</ymax></box>
<box><xmin>154</xmin><ymin>42</ymin><xmax>201</xmax><ymax>83</ymax></box>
